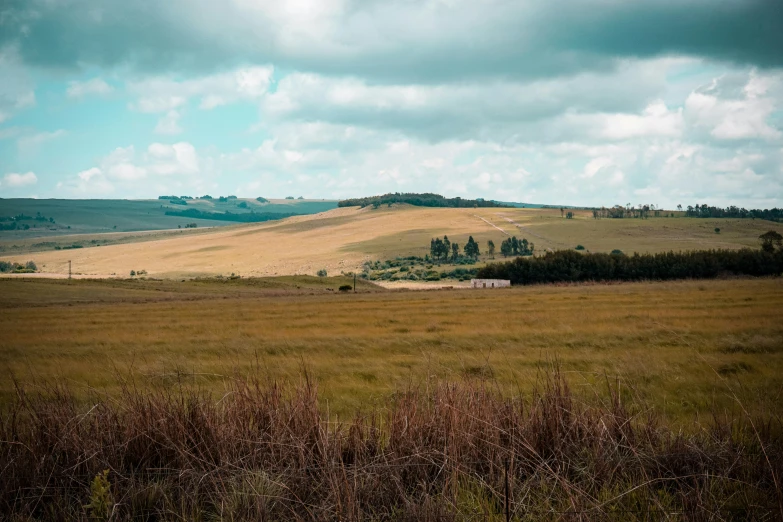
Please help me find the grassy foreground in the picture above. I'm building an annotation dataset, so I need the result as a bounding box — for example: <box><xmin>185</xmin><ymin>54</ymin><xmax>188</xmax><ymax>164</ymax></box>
<box><xmin>3</xmin><ymin>370</ymin><xmax>780</xmax><ymax>520</ymax></box>
<box><xmin>1</xmin><ymin>277</ymin><xmax>782</xmax><ymax>420</ymax></box>
<box><xmin>1</xmin><ymin>277</ymin><xmax>782</xmax><ymax>520</ymax></box>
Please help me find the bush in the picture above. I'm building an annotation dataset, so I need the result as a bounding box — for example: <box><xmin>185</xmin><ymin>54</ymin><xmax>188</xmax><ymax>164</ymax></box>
<box><xmin>25</xmin><ymin>261</ymin><xmax>37</xmax><ymax>271</ymax></box>
<box><xmin>611</xmin><ymin>249</ymin><xmax>624</xmax><ymax>255</ymax></box>
<box><xmin>317</xmin><ymin>269</ymin><xmax>327</xmax><ymax>277</ymax></box>
<box><xmin>338</xmin><ymin>284</ymin><xmax>353</xmax><ymax>292</ymax></box>
<box><xmin>575</xmin><ymin>245</ymin><xmax>585</xmax><ymax>250</ymax></box>
<box><xmin>715</xmin><ymin>227</ymin><xmax>721</xmax><ymax>234</ymax></box>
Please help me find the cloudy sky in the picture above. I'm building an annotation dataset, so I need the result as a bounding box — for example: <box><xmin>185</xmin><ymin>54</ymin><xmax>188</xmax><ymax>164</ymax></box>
<box><xmin>1</xmin><ymin>0</ymin><xmax>782</xmax><ymax>207</ymax></box>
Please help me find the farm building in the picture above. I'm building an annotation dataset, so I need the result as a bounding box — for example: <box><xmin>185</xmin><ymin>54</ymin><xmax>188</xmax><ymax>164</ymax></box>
<box><xmin>470</xmin><ymin>279</ymin><xmax>511</xmax><ymax>289</ymax></box>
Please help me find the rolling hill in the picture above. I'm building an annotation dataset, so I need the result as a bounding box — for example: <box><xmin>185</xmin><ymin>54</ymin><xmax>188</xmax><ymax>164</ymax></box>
<box><xmin>0</xmin><ymin>198</ymin><xmax>337</xmax><ymax>237</ymax></box>
<box><xmin>2</xmin><ymin>204</ymin><xmax>781</xmax><ymax>279</ymax></box>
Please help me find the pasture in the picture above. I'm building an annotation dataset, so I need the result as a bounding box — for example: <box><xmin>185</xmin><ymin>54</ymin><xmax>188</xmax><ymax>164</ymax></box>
<box><xmin>2</xmin><ymin>204</ymin><xmax>781</xmax><ymax>279</ymax></box>
<box><xmin>1</xmin><ymin>276</ymin><xmax>781</xmax><ymax>420</ymax></box>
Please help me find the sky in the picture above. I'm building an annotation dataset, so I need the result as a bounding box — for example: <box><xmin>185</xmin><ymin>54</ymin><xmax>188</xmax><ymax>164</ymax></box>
<box><xmin>0</xmin><ymin>0</ymin><xmax>782</xmax><ymax>208</ymax></box>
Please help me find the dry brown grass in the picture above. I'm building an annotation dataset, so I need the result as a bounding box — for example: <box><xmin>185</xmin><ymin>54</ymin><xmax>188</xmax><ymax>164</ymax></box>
<box><xmin>2</xmin><ymin>367</ymin><xmax>781</xmax><ymax>520</ymax></box>
<box><xmin>1</xmin><ymin>277</ymin><xmax>781</xmax><ymax>421</ymax></box>
<box><xmin>3</xmin><ymin>205</ymin><xmax>781</xmax><ymax>279</ymax></box>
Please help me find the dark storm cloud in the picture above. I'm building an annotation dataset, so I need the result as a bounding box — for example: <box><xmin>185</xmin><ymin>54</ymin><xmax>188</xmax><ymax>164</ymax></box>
<box><xmin>1</xmin><ymin>0</ymin><xmax>781</xmax><ymax>80</ymax></box>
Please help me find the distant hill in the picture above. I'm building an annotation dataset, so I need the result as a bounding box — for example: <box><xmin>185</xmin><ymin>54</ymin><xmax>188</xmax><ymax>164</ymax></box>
<box><xmin>338</xmin><ymin>193</ymin><xmax>510</xmax><ymax>208</ymax></box>
<box><xmin>0</xmin><ymin>198</ymin><xmax>337</xmax><ymax>238</ymax></box>
<box><xmin>5</xmin><ymin>205</ymin><xmax>781</xmax><ymax>279</ymax></box>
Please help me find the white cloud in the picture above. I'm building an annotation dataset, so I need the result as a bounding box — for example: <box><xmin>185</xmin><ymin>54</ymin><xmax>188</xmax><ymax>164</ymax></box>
<box><xmin>133</xmin><ymin>96</ymin><xmax>187</xmax><ymax>113</ymax></box>
<box><xmin>17</xmin><ymin>129</ymin><xmax>67</xmax><ymax>154</ymax></box>
<box><xmin>77</xmin><ymin>167</ymin><xmax>101</xmax><ymax>181</ymax></box>
<box><xmin>66</xmin><ymin>78</ymin><xmax>113</xmax><ymax>98</ymax></box>
<box><xmin>61</xmin><ymin>141</ymin><xmax>202</xmax><ymax>197</ymax></box>
<box><xmin>597</xmin><ymin>102</ymin><xmax>684</xmax><ymax>140</ymax></box>
<box><xmin>261</xmin><ymin>58</ymin><xmax>682</xmax><ymax>143</ymax></box>
<box><xmin>70</xmin><ymin>167</ymin><xmax>115</xmax><ymax>195</ymax></box>
<box><xmin>101</xmin><ymin>146</ymin><xmax>147</xmax><ymax>181</ymax></box>
<box><xmin>685</xmin><ymin>71</ymin><xmax>783</xmax><ymax>142</ymax></box>
<box><xmin>2</xmin><ymin>171</ymin><xmax>37</xmax><ymax>187</ymax></box>
<box><xmin>154</xmin><ymin>110</ymin><xmax>183</xmax><ymax>135</ymax></box>
<box><xmin>147</xmin><ymin>142</ymin><xmax>200</xmax><ymax>175</ymax></box>
<box><xmin>129</xmin><ymin>66</ymin><xmax>274</xmax><ymax>114</ymax></box>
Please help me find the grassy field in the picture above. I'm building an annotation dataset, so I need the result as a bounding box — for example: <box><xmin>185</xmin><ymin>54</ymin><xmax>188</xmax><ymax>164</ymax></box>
<box><xmin>0</xmin><ymin>198</ymin><xmax>337</xmax><ymax>241</ymax></box>
<box><xmin>2</xmin><ymin>277</ymin><xmax>781</xmax><ymax>420</ymax></box>
<box><xmin>2</xmin><ymin>204</ymin><xmax>781</xmax><ymax>279</ymax></box>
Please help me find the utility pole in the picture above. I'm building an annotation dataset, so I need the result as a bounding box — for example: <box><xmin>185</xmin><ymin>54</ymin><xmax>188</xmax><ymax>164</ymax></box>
<box><xmin>353</xmin><ymin>272</ymin><xmax>356</xmax><ymax>293</ymax></box>
<box><xmin>68</xmin><ymin>260</ymin><xmax>72</xmax><ymax>280</ymax></box>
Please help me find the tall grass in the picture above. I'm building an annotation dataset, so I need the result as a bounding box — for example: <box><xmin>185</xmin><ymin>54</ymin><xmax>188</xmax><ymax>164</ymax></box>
<box><xmin>2</xmin><ymin>368</ymin><xmax>780</xmax><ymax>521</ymax></box>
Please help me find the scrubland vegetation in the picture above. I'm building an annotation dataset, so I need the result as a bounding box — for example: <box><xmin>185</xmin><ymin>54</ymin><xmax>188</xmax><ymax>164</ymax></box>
<box><xmin>3</xmin><ymin>367</ymin><xmax>781</xmax><ymax>520</ymax></box>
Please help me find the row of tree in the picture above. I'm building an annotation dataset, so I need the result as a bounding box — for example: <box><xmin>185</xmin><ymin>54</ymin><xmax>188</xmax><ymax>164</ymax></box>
<box><xmin>681</xmin><ymin>204</ymin><xmax>782</xmax><ymax>221</ymax></box>
<box><xmin>588</xmin><ymin>204</ymin><xmax>782</xmax><ymax>222</ymax></box>
<box><xmin>430</xmin><ymin>236</ymin><xmax>482</xmax><ymax>261</ymax></box>
<box><xmin>339</xmin><ymin>193</ymin><xmax>509</xmax><ymax>209</ymax></box>
<box><xmin>429</xmin><ymin>235</ymin><xmax>537</xmax><ymax>261</ymax></box>
<box><xmin>0</xmin><ymin>261</ymin><xmax>37</xmax><ymax>273</ymax></box>
<box><xmin>500</xmin><ymin>236</ymin><xmax>534</xmax><ymax>257</ymax></box>
<box><xmin>477</xmin><ymin>234</ymin><xmax>783</xmax><ymax>285</ymax></box>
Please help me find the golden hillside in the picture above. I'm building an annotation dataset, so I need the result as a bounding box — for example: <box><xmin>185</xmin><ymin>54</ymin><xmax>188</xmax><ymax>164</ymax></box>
<box><xmin>3</xmin><ymin>205</ymin><xmax>781</xmax><ymax>278</ymax></box>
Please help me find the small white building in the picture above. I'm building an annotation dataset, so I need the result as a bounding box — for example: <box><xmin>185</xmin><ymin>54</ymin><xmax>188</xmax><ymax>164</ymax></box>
<box><xmin>470</xmin><ymin>279</ymin><xmax>511</xmax><ymax>289</ymax></box>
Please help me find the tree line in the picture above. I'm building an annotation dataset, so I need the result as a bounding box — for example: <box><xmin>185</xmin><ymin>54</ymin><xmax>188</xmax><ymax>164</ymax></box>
<box><xmin>430</xmin><ymin>235</ymin><xmax>482</xmax><ymax>261</ymax></box>
<box><xmin>477</xmin><ymin>237</ymin><xmax>783</xmax><ymax>285</ymax></box>
<box><xmin>429</xmin><ymin>235</ymin><xmax>536</xmax><ymax>262</ymax></box>
<box><xmin>682</xmin><ymin>204</ymin><xmax>782</xmax><ymax>221</ymax></box>
<box><xmin>339</xmin><ymin>193</ymin><xmax>509</xmax><ymax>209</ymax></box>
<box><xmin>500</xmin><ymin>236</ymin><xmax>534</xmax><ymax>256</ymax></box>
<box><xmin>589</xmin><ymin>204</ymin><xmax>782</xmax><ymax>222</ymax></box>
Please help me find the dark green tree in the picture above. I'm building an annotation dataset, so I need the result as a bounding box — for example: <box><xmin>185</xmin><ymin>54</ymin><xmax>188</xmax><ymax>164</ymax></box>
<box><xmin>451</xmin><ymin>242</ymin><xmax>460</xmax><ymax>261</ymax></box>
<box><xmin>760</xmin><ymin>230</ymin><xmax>783</xmax><ymax>253</ymax></box>
<box><xmin>500</xmin><ymin>238</ymin><xmax>512</xmax><ymax>257</ymax></box>
<box><xmin>487</xmin><ymin>240</ymin><xmax>495</xmax><ymax>259</ymax></box>
<box><xmin>464</xmin><ymin>236</ymin><xmax>480</xmax><ymax>259</ymax></box>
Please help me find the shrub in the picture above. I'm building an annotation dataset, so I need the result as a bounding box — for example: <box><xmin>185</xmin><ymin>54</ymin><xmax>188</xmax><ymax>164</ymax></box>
<box><xmin>611</xmin><ymin>249</ymin><xmax>624</xmax><ymax>255</ymax></box>
<box><xmin>338</xmin><ymin>284</ymin><xmax>352</xmax><ymax>292</ymax></box>
<box><xmin>24</xmin><ymin>260</ymin><xmax>37</xmax><ymax>271</ymax></box>
<box><xmin>575</xmin><ymin>245</ymin><xmax>585</xmax><ymax>250</ymax></box>
<box><xmin>317</xmin><ymin>269</ymin><xmax>327</xmax><ymax>277</ymax></box>
<box><xmin>130</xmin><ymin>270</ymin><xmax>136</xmax><ymax>277</ymax></box>
<box><xmin>715</xmin><ymin>227</ymin><xmax>721</xmax><ymax>234</ymax></box>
